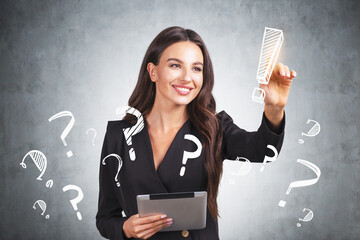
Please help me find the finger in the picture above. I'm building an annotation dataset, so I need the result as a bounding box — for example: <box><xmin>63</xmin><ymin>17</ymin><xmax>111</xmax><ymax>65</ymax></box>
<box><xmin>135</xmin><ymin>217</ymin><xmax>172</xmax><ymax>233</ymax></box>
<box><xmin>143</xmin><ymin>222</ymin><xmax>171</xmax><ymax>239</ymax></box>
<box><xmin>259</xmin><ymin>83</ymin><xmax>268</xmax><ymax>91</ymax></box>
<box><xmin>284</xmin><ymin>65</ymin><xmax>290</xmax><ymax>78</ymax></box>
<box><xmin>135</xmin><ymin>220</ymin><xmax>171</xmax><ymax>239</ymax></box>
<box><xmin>276</xmin><ymin>62</ymin><xmax>285</xmax><ymax>77</ymax></box>
<box><xmin>136</xmin><ymin>214</ymin><xmax>167</xmax><ymax>225</ymax></box>
<box><xmin>141</xmin><ymin>221</ymin><xmax>172</xmax><ymax>239</ymax></box>
<box><xmin>290</xmin><ymin>70</ymin><xmax>297</xmax><ymax>78</ymax></box>
<box><xmin>138</xmin><ymin>218</ymin><xmax>171</xmax><ymax>232</ymax></box>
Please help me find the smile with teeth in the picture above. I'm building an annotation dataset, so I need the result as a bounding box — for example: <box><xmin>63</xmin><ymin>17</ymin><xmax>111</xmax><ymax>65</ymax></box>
<box><xmin>172</xmin><ymin>85</ymin><xmax>193</xmax><ymax>95</ymax></box>
<box><xmin>176</xmin><ymin>87</ymin><xmax>190</xmax><ymax>91</ymax></box>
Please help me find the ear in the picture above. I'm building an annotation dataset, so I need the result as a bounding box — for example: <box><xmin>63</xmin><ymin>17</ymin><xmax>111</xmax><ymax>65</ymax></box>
<box><xmin>147</xmin><ymin>62</ymin><xmax>158</xmax><ymax>82</ymax></box>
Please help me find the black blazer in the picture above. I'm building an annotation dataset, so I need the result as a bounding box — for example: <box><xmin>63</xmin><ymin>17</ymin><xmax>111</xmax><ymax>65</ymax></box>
<box><xmin>96</xmin><ymin>110</ymin><xmax>285</xmax><ymax>240</ymax></box>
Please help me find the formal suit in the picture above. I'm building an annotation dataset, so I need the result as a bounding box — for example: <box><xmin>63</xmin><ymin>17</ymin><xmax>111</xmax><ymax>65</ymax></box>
<box><xmin>96</xmin><ymin>110</ymin><xmax>285</xmax><ymax>240</ymax></box>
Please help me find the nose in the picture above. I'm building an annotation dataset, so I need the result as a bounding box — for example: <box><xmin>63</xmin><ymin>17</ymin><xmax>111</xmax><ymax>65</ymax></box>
<box><xmin>181</xmin><ymin>67</ymin><xmax>192</xmax><ymax>82</ymax></box>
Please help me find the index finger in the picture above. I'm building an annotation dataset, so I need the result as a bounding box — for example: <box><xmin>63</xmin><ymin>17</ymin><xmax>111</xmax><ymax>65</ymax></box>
<box><xmin>275</xmin><ymin>62</ymin><xmax>285</xmax><ymax>76</ymax></box>
<box><xmin>136</xmin><ymin>214</ymin><xmax>168</xmax><ymax>225</ymax></box>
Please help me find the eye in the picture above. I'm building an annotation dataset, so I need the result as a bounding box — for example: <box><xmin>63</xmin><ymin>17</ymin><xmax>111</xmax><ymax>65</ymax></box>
<box><xmin>194</xmin><ymin>67</ymin><xmax>203</xmax><ymax>72</ymax></box>
<box><xmin>170</xmin><ymin>64</ymin><xmax>180</xmax><ymax>68</ymax></box>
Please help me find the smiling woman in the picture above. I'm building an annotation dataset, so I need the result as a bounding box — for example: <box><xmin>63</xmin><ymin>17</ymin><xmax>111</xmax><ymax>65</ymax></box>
<box><xmin>96</xmin><ymin>26</ymin><xmax>296</xmax><ymax>240</ymax></box>
<box><xmin>147</xmin><ymin>41</ymin><xmax>204</xmax><ymax>107</ymax></box>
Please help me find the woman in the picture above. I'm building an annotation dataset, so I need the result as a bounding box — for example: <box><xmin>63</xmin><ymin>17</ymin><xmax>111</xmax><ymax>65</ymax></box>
<box><xmin>96</xmin><ymin>26</ymin><xmax>296</xmax><ymax>240</ymax></box>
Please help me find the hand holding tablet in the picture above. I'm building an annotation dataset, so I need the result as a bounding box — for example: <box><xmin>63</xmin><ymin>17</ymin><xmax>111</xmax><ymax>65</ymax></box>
<box><xmin>137</xmin><ymin>191</ymin><xmax>207</xmax><ymax>232</ymax></box>
<box><xmin>123</xmin><ymin>213</ymin><xmax>173</xmax><ymax>239</ymax></box>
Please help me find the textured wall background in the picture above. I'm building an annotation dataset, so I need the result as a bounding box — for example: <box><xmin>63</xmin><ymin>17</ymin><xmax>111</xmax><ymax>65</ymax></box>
<box><xmin>1</xmin><ymin>0</ymin><xmax>359</xmax><ymax>239</ymax></box>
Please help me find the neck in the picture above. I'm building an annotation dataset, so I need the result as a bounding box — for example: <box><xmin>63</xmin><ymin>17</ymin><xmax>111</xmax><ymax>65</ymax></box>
<box><xmin>146</xmin><ymin>100</ymin><xmax>188</xmax><ymax>133</ymax></box>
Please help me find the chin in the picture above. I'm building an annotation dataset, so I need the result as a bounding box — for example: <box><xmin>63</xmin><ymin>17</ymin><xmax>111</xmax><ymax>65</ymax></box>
<box><xmin>173</xmin><ymin>100</ymin><xmax>192</xmax><ymax>106</ymax></box>
<box><xmin>171</xmin><ymin>97</ymin><xmax>195</xmax><ymax>106</ymax></box>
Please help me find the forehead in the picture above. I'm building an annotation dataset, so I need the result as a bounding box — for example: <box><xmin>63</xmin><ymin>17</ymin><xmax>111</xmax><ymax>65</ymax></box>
<box><xmin>160</xmin><ymin>41</ymin><xmax>203</xmax><ymax>63</ymax></box>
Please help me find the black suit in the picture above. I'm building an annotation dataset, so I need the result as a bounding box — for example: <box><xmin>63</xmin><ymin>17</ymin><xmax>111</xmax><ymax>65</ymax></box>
<box><xmin>96</xmin><ymin>110</ymin><xmax>285</xmax><ymax>240</ymax></box>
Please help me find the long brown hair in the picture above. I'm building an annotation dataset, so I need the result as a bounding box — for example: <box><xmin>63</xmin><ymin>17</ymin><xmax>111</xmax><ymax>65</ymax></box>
<box><xmin>125</xmin><ymin>26</ymin><xmax>223</xmax><ymax>219</ymax></box>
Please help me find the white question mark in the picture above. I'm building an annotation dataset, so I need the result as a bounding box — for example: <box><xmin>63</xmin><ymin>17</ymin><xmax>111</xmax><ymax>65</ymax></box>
<box><xmin>278</xmin><ymin>159</ymin><xmax>321</xmax><ymax>207</ymax></box>
<box><xmin>33</xmin><ymin>200</ymin><xmax>50</xmax><ymax>219</ymax></box>
<box><xmin>20</xmin><ymin>150</ymin><xmax>47</xmax><ymax>180</ymax></box>
<box><xmin>228</xmin><ymin>157</ymin><xmax>252</xmax><ymax>185</ymax></box>
<box><xmin>20</xmin><ymin>150</ymin><xmax>54</xmax><ymax>187</ymax></box>
<box><xmin>48</xmin><ymin>111</ymin><xmax>75</xmax><ymax>157</ymax></box>
<box><xmin>45</xmin><ymin>180</ymin><xmax>54</xmax><ymax>188</ymax></box>
<box><xmin>102</xmin><ymin>153</ymin><xmax>123</xmax><ymax>187</ymax></box>
<box><xmin>62</xmin><ymin>184</ymin><xmax>84</xmax><ymax>220</ymax></box>
<box><xmin>260</xmin><ymin>145</ymin><xmax>278</xmax><ymax>172</ymax></box>
<box><xmin>231</xmin><ymin>157</ymin><xmax>252</xmax><ymax>176</ymax></box>
<box><xmin>297</xmin><ymin>208</ymin><xmax>314</xmax><ymax>227</ymax></box>
<box><xmin>298</xmin><ymin>119</ymin><xmax>321</xmax><ymax>144</ymax></box>
<box><xmin>179</xmin><ymin>134</ymin><xmax>202</xmax><ymax>177</ymax></box>
<box><xmin>86</xmin><ymin>128</ymin><xmax>97</xmax><ymax>146</ymax></box>
<box><xmin>116</xmin><ymin>106</ymin><xmax>144</xmax><ymax>161</ymax></box>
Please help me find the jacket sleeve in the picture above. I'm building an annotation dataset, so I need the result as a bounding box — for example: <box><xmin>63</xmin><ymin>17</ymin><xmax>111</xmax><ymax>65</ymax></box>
<box><xmin>96</xmin><ymin>123</ymin><xmax>130</xmax><ymax>240</ymax></box>
<box><xmin>218</xmin><ymin>110</ymin><xmax>285</xmax><ymax>162</ymax></box>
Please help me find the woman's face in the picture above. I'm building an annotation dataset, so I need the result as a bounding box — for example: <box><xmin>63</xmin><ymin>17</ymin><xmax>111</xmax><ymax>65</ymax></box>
<box><xmin>148</xmin><ymin>41</ymin><xmax>204</xmax><ymax>107</ymax></box>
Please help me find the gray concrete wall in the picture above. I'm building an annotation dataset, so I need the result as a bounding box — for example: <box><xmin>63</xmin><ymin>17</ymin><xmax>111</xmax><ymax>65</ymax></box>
<box><xmin>1</xmin><ymin>0</ymin><xmax>359</xmax><ymax>239</ymax></box>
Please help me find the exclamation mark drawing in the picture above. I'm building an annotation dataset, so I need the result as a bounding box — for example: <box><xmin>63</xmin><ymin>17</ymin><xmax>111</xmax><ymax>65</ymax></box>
<box><xmin>252</xmin><ymin>27</ymin><xmax>284</xmax><ymax>104</ymax></box>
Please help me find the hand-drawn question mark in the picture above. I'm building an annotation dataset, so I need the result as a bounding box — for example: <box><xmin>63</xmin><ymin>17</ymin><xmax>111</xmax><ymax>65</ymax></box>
<box><xmin>297</xmin><ymin>208</ymin><xmax>314</xmax><ymax>227</ymax></box>
<box><xmin>33</xmin><ymin>200</ymin><xmax>50</xmax><ymax>219</ymax></box>
<box><xmin>45</xmin><ymin>180</ymin><xmax>54</xmax><ymax>188</ymax></box>
<box><xmin>252</xmin><ymin>27</ymin><xmax>284</xmax><ymax>104</ymax></box>
<box><xmin>20</xmin><ymin>150</ymin><xmax>54</xmax><ymax>188</ymax></box>
<box><xmin>86</xmin><ymin>128</ymin><xmax>97</xmax><ymax>146</ymax></box>
<box><xmin>116</xmin><ymin>106</ymin><xmax>144</xmax><ymax>161</ymax></box>
<box><xmin>48</xmin><ymin>111</ymin><xmax>75</xmax><ymax>157</ymax></box>
<box><xmin>231</xmin><ymin>157</ymin><xmax>252</xmax><ymax>176</ymax></box>
<box><xmin>278</xmin><ymin>159</ymin><xmax>321</xmax><ymax>207</ymax></box>
<box><xmin>260</xmin><ymin>145</ymin><xmax>278</xmax><ymax>172</ymax></box>
<box><xmin>102</xmin><ymin>153</ymin><xmax>123</xmax><ymax>187</ymax></box>
<box><xmin>62</xmin><ymin>184</ymin><xmax>84</xmax><ymax>220</ymax></box>
<box><xmin>298</xmin><ymin>119</ymin><xmax>321</xmax><ymax>144</ymax></box>
<box><xmin>180</xmin><ymin>134</ymin><xmax>202</xmax><ymax>177</ymax></box>
<box><xmin>228</xmin><ymin>157</ymin><xmax>252</xmax><ymax>184</ymax></box>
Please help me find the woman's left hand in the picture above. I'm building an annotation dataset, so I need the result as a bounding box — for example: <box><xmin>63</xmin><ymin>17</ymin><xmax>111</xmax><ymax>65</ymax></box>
<box><xmin>260</xmin><ymin>62</ymin><xmax>296</xmax><ymax>131</ymax></box>
<box><xmin>261</xmin><ymin>62</ymin><xmax>296</xmax><ymax>108</ymax></box>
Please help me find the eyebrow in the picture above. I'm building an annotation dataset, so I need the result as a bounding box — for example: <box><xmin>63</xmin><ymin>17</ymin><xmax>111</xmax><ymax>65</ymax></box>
<box><xmin>166</xmin><ymin>58</ymin><xmax>203</xmax><ymax>66</ymax></box>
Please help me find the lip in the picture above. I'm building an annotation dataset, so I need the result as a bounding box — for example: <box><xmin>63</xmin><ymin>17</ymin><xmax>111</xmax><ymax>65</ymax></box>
<box><xmin>172</xmin><ymin>84</ymin><xmax>193</xmax><ymax>96</ymax></box>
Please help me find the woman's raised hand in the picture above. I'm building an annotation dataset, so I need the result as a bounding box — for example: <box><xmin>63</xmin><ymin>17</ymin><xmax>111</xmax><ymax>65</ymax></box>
<box><xmin>260</xmin><ymin>62</ymin><xmax>296</xmax><ymax>130</ymax></box>
<box><xmin>123</xmin><ymin>214</ymin><xmax>173</xmax><ymax>239</ymax></box>
<box><xmin>261</xmin><ymin>62</ymin><xmax>296</xmax><ymax>108</ymax></box>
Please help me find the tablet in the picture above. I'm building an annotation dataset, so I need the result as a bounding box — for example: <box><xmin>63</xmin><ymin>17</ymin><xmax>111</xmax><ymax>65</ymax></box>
<box><xmin>137</xmin><ymin>191</ymin><xmax>207</xmax><ymax>232</ymax></box>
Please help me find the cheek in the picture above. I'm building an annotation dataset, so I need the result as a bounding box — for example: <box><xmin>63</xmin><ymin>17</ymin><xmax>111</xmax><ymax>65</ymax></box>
<box><xmin>157</xmin><ymin>73</ymin><xmax>171</xmax><ymax>86</ymax></box>
<box><xmin>161</xmin><ymin>70</ymin><xmax>180</xmax><ymax>83</ymax></box>
<box><xmin>195</xmin><ymin>76</ymin><xmax>203</xmax><ymax>90</ymax></box>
